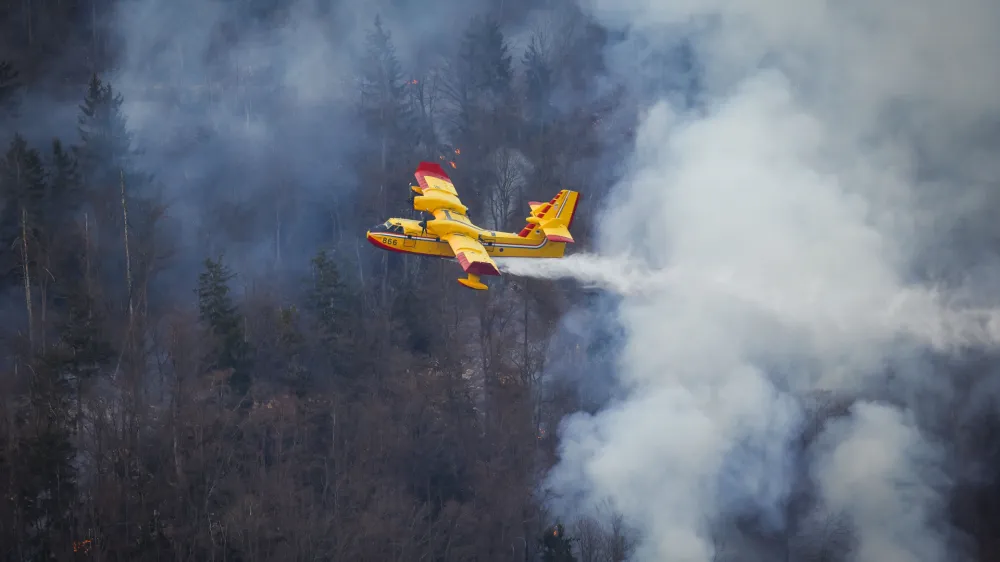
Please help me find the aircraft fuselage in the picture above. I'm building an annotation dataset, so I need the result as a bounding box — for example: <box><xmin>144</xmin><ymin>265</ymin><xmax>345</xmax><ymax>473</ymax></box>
<box><xmin>365</xmin><ymin>217</ymin><xmax>567</xmax><ymax>259</ymax></box>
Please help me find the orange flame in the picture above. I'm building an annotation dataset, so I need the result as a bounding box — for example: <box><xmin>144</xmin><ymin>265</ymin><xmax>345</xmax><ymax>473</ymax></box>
<box><xmin>411</xmin><ymin>79</ymin><xmax>418</xmax><ymax>84</ymax></box>
<box><xmin>449</xmin><ymin>161</ymin><xmax>457</xmax><ymax>169</ymax></box>
<box><xmin>454</xmin><ymin>148</ymin><xmax>461</xmax><ymax>154</ymax></box>
<box><xmin>73</xmin><ymin>539</ymin><xmax>93</xmax><ymax>553</ymax></box>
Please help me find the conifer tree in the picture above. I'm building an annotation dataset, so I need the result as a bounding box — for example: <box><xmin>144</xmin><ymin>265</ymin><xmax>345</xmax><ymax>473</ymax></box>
<box><xmin>360</xmin><ymin>16</ymin><xmax>407</xmax><ymax>119</ymax></box>
<box><xmin>74</xmin><ymin>72</ymin><xmax>155</xmax><ymax>238</ymax></box>
<box><xmin>0</xmin><ymin>135</ymin><xmax>47</xmax><ymax>343</ymax></box>
<box><xmin>522</xmin><ymin>35</ymin><xmax>554</xmax><ymax>129</ymax></box>
<box><xmin>456</xmin><ymin>16</ymin><xmax>513</xmax><ymax>108</ymax></box>
<box><xmin>307</xmin><ymin>250</ymin><xmax>357</xmax><ymax>376</ymax></box>
<box><xmin>0</xmin><ymin>134</ymin><xmax>47</xmax><ymax>233</ymax></box>
<box><xmin>359</xmin><ymin>15</ymin><xmax>418</xmax><ymax>136</ymax></box>
<box><xmin>357</xmin><ymin>15</ymin><xmax>419</xmax><ymax>216</ymax></box>
<box><xmin>197</xmin><ymin>255</ymin><xmax>253</xmax><ymax>395</ymax></box>
<box><xmin>448</xmin><ymin>15</ymin><xmax>516</xmax><ymax>216</ymax></box>
<box><xmin>391</xmin><ymin>279</ymin><xmax>433</xmax><ymax>355</ymax></box>
<box><xmin>276</xmin><ymin>305</ymin><xmax>309</xmax><ymax>395</ymax></box>
<box><xmin>76</xmin><ymin>74</ymin><xmax>135</xmax><ymax>174</ymax></box>
<box><xmin>74</xmin><ymin>73</ymin><xmax>161</xmax><ymax>318</ymax></box>
<box><xmin>47</xmin><ymin>138</ymin><xmax>83</xmax><ymax>227</ymax></box>
<box><xmin>0</xmin><ymin>60</ymin><xmax>21</xmax><ymax>119</ymax></box>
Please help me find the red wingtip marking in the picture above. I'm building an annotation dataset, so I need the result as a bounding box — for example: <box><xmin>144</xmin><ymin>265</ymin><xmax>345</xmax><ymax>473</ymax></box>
<box><xmin>529</xmin><ymin>201</ymin><xmax>542</xmax><ymax>207</ymax></box>
<box><xmin>547</xmin><ymin>235</ymin><xmax>574</xmax><ymax>243</ymax></box>
<box><xmin>414</xmin><ymin>161</ymin><xmax>453</xmax><ymax>190</ymax></box>
<box><xmin>415</xmin><ymin>160</ymin><xmax>450</xmax><ymax>180</ymax></box>
<box><xmin>416</xmin><ymin>161</ymin><xmax>450</xmax><ymax>178</ymax></box>
<box><xmin>469</xmin><ymin>262</ymin><xmax>500</xmax><ymax>276</ymax></box>
<box><xmin>456</xmin><ymin>252</ymin><xmax>500</xmax><ymax>276</ymax></box>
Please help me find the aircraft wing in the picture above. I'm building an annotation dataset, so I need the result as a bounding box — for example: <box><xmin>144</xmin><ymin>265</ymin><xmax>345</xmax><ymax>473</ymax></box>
<box><xmin>412</xmin><ymin>162</ymin><xmax>469</xmax><ymax>216</ymax></box>
<box><xmin>442</xmin><ymin>233</ymin><xmax>500</xmax><ymax>276</ymax></box>
<box><xmin>415</xmin><ymin>162</ymin><xmax>459</xmax><ymax>196</ymax></box>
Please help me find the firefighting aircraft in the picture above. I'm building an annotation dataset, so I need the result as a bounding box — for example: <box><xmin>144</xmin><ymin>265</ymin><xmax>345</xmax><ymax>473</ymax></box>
<box><xmin>366</xmin><ymin>161</ymin><xmax>580</xmax><ymax>290</ymax></box>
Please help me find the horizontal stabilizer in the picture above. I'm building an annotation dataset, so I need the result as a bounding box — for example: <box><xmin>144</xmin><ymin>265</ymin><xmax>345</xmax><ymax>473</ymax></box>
<box><xmin>519</xmin><ymin>189</ymin><xmax>581</xmax><ymax>238</ymax></box>
<box><xmin>541</xmin><ymin>224</ymin><xmax>574</xmax><ymax>243</ymax></box>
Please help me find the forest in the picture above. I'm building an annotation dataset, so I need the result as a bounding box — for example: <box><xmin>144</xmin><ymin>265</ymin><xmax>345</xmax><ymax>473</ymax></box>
<box><xmin>0</xmin><ymin>0</ymin><xmax>638</xmax><ymax>559</ymax></box>
<box><xmin>4</xmin><ymin>0</ymin><xmax>1000</xmax><ymax>561</ymax></box>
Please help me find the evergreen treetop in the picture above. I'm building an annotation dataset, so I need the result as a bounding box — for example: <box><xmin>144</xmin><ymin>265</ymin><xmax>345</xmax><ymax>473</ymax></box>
<box><xmin>360</xmin><ymin>16</ymin><xmax>407</xmax><ymax>117</ymax></box>
<box><xmin>0</xmin><ymin>134</ymin><xmax>47</xmax><ymax>213</ymax></box>
<box><xmin>458</xmin><ymin>15</ymin><xmax>513</xmax><ymax>103</ymax></box>
<box><xmin>0</xmin><ymin>135</ymin><xmax>48</xmax><ymax>264</ymax></box>
<box><xmin>522</xmin><ymin>35</ymin><xmax>554</xmax><ymax>125</ymax></box>
<box><xmin>307</xmin><ymin>249</ymin><xmax>357</xmax><ymax>375</ymax></box>
<box><xmin>76</xmin><ymin>73</ymin><xmax>135</xmax><ymax>170</ymax></box>
<box><xmin>197</xmin><ymin>255</ymin><xmax>253</xmax><ymax>394</ymax></box>
<box><xmin>0</xmin><ymin>60</ymin><xmax>21</xmax><ymax>118</ymax></box>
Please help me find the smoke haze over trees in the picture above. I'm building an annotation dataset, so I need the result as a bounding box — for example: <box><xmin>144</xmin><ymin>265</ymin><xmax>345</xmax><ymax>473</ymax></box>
<box><xmin>3</xmin><ymin>0</ymin><xmax>1000</xmax><ymax>561</ymax></box>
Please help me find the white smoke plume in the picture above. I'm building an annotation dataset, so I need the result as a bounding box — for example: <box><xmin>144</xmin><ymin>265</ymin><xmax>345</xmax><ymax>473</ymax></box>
<box><xmin>499</xmin><ymin>254</ymin><xmax>664</xmax><ymax>295</ymax></box>
<box><xmin>511</xmin><ymin>0</ymin><xmax>1000</xmax><ymax>560</ymax></box>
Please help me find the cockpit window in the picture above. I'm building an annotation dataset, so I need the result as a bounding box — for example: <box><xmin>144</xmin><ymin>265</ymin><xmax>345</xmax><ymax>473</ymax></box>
<box><xmin>371</xmin><ymin>221</ymin><xmax>406</xmax><ymax>234</ymax></box>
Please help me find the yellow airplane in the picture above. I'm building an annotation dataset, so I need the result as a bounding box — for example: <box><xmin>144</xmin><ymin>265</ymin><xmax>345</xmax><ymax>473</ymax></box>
<box><xmin>366</xmin><ymin>161</ymin><xmax>581</xmax><ymax>290</ymax></box>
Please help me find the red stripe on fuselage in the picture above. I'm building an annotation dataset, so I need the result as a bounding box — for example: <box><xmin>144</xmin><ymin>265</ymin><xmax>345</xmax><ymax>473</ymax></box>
<box><xmin>367</xmin><ymin>233</ymin><xmax>412</xmax><ymax>254</ymax></box>
<box><xmin>367</xmin><ymin>232</ymin><xmax>458</xmax><ymax>262</ymax></box>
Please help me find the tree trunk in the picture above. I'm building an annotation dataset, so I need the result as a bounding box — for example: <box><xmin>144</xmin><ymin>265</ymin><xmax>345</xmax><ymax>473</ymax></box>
<box><xmin>275</xmin><ymin>204</ymin><xmax>282</xmax><ymax>268</ymax></box>
<box><xmin>21</xmin><ymin>206</ymin><xmax>33</xmax><ymax>350</ymax></box>
<box><xmin>120</xmin><ymin>169</ymin><xmax>134</xmax><ymax>323</ymax></box>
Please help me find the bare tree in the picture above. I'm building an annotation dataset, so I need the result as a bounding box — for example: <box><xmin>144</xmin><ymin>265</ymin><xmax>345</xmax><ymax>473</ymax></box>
<box><xmin>487</xmin><ymin>147</ymin><xmax>531</xmax><ymax>231</ymax></box>
<box><xmin>604</xmin><ymin>510</ymin><xmax>639</xmax><ymax>562</ymax></box>
<box><xmin>572</xmin><ymin>516</ymin><xmax>606</xmax><ymax>562</ymax></box>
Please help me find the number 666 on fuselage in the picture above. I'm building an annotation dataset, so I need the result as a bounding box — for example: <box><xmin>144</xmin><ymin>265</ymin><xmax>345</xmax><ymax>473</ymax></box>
<box><xmin>366</xmin><ymin>161</ymin><xmax>580</xmax><ymax>291</ymax></box>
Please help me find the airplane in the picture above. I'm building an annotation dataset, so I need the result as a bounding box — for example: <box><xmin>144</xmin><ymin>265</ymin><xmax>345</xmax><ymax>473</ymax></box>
<box><xmin>366</xmin><ymin>161</ymin><xmax>580</xmax><ymax>291</ymax></box>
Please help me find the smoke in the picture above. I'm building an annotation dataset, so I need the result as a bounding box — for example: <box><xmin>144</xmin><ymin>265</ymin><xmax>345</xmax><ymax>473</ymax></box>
<box><xmin>811</xmin><ymin>402</ymin><xmax>953</xmax><ymax>562</ymax></box>
<box><xmin>41</xmin><ymin>0</ymin><xmax>504</xmax><ymax>294</ymax></box>
<box><xmin>499</xmin><ymin>254</ymin><xmax>665</xmax><ymax>295</ymax></box>
<box><xmin>533</xmin><ymin>0</ymin><xmax>1000</xmax><ymax>560</ymax></box>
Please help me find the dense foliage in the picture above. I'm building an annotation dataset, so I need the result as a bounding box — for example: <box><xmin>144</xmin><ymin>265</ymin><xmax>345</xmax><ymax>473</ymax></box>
<box><xmin>5</xmin><ymin>1</ymin><xmax>1000</xmax><ymax>562</ymax></box>
<box><xmin>0</xmin><ymin>1</ymin><xmax>635</xmax><ymax>560</ymax></box>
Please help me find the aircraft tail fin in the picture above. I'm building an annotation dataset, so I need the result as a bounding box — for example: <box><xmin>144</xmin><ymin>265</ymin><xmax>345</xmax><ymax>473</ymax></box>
<box><xmin>518</xmin><ymin>189</ymin><xmax>580</xmax><ymax>242</ymax></box>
